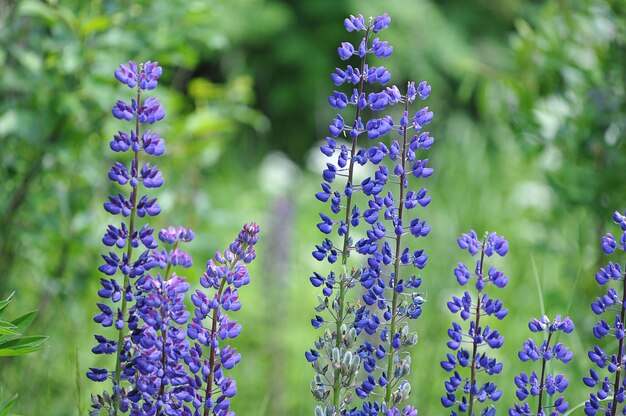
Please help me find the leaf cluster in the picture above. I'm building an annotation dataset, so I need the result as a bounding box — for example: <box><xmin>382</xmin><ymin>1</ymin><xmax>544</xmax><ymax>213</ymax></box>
<box><xmin>0</xmin><ymin>292</ymin><xmax>47</xmax><ymax>357</ymax></box>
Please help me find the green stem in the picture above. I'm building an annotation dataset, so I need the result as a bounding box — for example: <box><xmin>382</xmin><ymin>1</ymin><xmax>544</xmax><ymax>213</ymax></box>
<box><xmin>112</xmin><ymin>81</ymin><xmax>142</xmax><ymax>414</ymax></box>
<box><xmin>155</xmin><ymin>241</ymin><xmax>180</xmax><ymax>416</ymax></box>
<box><xmin>467</xmin><ymin>240</ymin><xmax>486</xmax><ymax>416</ymax></box>
<box><xmin>384</xmin><ymin>94</ymin><xmax>410</xmax><ymax>407</ymax></box>
<box><xmin>331</xmin><ymin>24</ymin><xmax>372</xmax><ymax>413</ymax></box>
<box><xmin>609</xmin><ymin>273</ymin><xmax>626</xmax><ymax>416</ymax></box>
<box><xmin>202</xmin><ymin>248</ymin><xmax>250</xmax><ymax>416</ymax></box>
<box><xmin>333</xmin><ymin>281</ymin><xmax>346</xmax><ymax>410</ymax></box>
<box><xmin>162</xmin><ymin>241</ymin><xmax>179</xmax><ymax>282</ymax></box>
<box><xmin>536</xmin><ymin>332</ymin><xmax>554</xmax><ymax>415</ymax></box>
<box><xmin>203</xmin><ymin>277</ymin><xmax>228</xmax><ymax>416</ymax></box>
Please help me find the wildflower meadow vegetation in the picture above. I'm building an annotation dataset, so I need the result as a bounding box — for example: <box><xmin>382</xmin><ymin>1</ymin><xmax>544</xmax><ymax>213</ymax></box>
<box><xmin>1</xmin><ymin>1</ymin><xmax>626</xmax><ymax>415</ymax></box>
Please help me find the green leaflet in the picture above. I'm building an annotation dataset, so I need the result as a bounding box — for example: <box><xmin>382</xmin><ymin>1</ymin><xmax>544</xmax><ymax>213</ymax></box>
<box><xmin>0</xmin><ymin>294</ymin><xmax>47</xmax><ymax>357</ymax></box>
<box><xmin>0</xmin><ymin>387</ymin><xmax>17</xmax><ymax>416</ymax></box>
<box><xmin>0</xmin><ymin>293</ymin><xmax>15</xmax><ymax>320</ymax></box>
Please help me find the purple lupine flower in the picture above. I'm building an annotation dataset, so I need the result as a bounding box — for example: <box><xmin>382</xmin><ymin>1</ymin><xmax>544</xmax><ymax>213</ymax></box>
<box><xmin>127</xmin><ymin>273</ymin><xmax>194</xmax><ymax>415</ymax></box>
<box><xmin>188</xmin><ymin>223</ymin><xmax>259</xmax><ymax>416</ymax></box>
<box><xmin>89</xmin><ymin>61</ymin><xmax>168</xmax><ymax>414</ymax></box>
<box><xmin>510</xmin><ymin>315</ymin><xmax>574</xmax><ymax>416</ymax></box>
<box><xmin>91</xmin><ymin>60</ymin><xmax>261</xmax><ymax>416</ymax></box>
<box><xmin>441</xmin><ymin>231</ymin><xmax>508</xmax><ymax>416</ymax></box>
<box><xmin>308</xmin><ymin>12</ymin><xmax>436</xmax><ymax>416</ymax></box>
<box><xmin>142</xmin><ymin>131</ymin><xmax>166</xmax><ymax>156</ymax></box>
<box><xmin>344</xmin><ymin>14</ymin><xmax>366</xmax><ymax>32</ymax></box>
<box><xmin>584</xmin><ymin>210</ymin><xmax>626</xmax><ymax>416</ymax></box>
<box><xmin>116</xmin><ymin>225</ymin><xmax>197</xmax><ymax>415</ymax></box>
<box><xmin>352</xmin><ymin>78</ymin><xmax>435</xmax><ymax>414</ymax></box>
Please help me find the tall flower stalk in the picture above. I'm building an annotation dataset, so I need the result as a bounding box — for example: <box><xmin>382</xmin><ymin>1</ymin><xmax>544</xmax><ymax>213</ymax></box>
<box><xmin>89</xmin><ymin>60</ymin><xmax>165</xmax><ymax>414</ymax></box>
<box><xmin>307</xmin><ymin>13</ymin><xmax>394</xmax><ymax>416</ymax></box>
<box><xmin>584</xmin><ymin>210</ymin><xmax>626</xmax><ymax>416</ymax></box>
<box><xmin>509</xmin><ymin>315</ymin><xmax>573</xmax><ymax>416</ymax></box>
<box><xmin>187</xmin><ymin>223</ymin><xmax>259</xmax><ymax>416</ymax></box>
<box><xmin>307</xmin><ymin>12</ymin><xmax>435</xmax><ymax>416</ymax></box>
<box><xmin>352</xmin><ymin>79</ymin><xmax>433</xmax><ymax>416</ymax></box>
<box><xmin>441</xmin><ymin>231</ymin><xmax>508</xmax><ymax>416</ymax></box>
<box><xmin>88</xmin><ymin>61</ymin><xmax>260</xmax><ymax>416</ymax></box>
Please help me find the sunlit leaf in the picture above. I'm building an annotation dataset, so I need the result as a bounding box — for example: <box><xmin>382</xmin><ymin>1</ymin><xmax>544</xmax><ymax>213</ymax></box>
<box><xmin>0</xmin><ymin>321</ymin><xmax>19</xmax><ymax>337</ymax></box>
<box><xmin>0</xmin><ymin>292</ymin><xmax>15</xmax><ymax>320</ymax></box>
<box><xmin>0</xmin><ymin>335</ymin><xmax>48</xmax><ymax>350</ymax></box>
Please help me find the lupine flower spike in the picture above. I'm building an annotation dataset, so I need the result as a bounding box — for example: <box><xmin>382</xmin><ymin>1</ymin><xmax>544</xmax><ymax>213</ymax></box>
<box><xmin>187</xmin><ymin>223</ymin><xmax>259</xmax><ymax>416</ymax></box>
<box><xmin>89</xmin><ymin>60</ymin><xmax>166</xmax><ymax>414</ymax></box>
<box><xmin>88</xmin><ymin>61</ymin><xmax>260</xmax><ymax>416</ymax></box>
<box><xmin>307</xmin><ymin>12</ymin><xmax>434</xmax><ymax>416</ymax></box>
<box><xmin>352</xmin><ymin>74</ymin><xmax>433</xmax><ymax>416</ymax></box>
<box><xmin>509</xmin><ymin>315</ymin><xmax>574</xmax><ymax>416</ymax></box>
<box><xmin>583</xmin><ymin>210</ymin><xmax>626</xmax><ymax>416</ymax></box>
<box><xmin>126</xmin><ymin>227</ymin><xmax>196</xmax><ymax>415</ymax></box>
<box><xmin>441</xmin><ymin>231</ymin><xmax>509</xmax><ymax>416</ymax></box>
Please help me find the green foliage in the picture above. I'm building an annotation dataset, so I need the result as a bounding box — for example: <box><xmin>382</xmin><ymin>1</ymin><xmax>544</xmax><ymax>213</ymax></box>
<box><xmin>0</xmin><ymin>291</ymin><xmax>45</xmax><ymax>416</ymax></box>
<box><xmin>0</xmin><ymin>0</ymin><xmax>280</xmax><ymax>296</ymax></box>
<box><xmin>0</xmin><ymin>387</ymin><xmax>18</xmax><ymax>416</ymax></box>
<box><xmin>499</xmin><ymin>0</ymin><xmax>626</xmax><ymax>219</ymax></box>
<box><xmin>0</xmin><ymin>292</ymin><xmax>47</xmax><ymax>357</ymax></box>
<box><xmin>0</xmin><ymin>0</ymin><xmax>624</xmax><ymax>414</ymax></box>
<box><xmin>0</xmin><ymin>0</ymin><xmax>286</xmax><ymax>414</ymax></box>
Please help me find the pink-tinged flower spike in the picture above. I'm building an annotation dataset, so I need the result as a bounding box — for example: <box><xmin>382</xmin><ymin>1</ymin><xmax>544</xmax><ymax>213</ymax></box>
<box><xmin>584</xmin><ymin>209</ymin><xmax>626</xmax><ymax>416</ymax></box>
<box><xmin>510</xmin><ymin>315</ymin><xmax>574</xmax><ymax>416</ymax></box>
<box><xmin>188</xmin><ymin>223</ymin><xmax>259</xmax><ymax>416</ymax></box>
<box><xmin>441</xmin><ymin>231</ymin><xmax>508</xmax><ymax>416</ymax></box>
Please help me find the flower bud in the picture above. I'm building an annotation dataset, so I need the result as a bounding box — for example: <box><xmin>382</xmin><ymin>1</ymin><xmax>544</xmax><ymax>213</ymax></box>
<box><xmin>312</xmin><ymin>359</ymin><xmax>325</xmax><ymax>375</ymax></box>
<box><xmin>351</xmin><ymin>354</ymin><xmax>361</xmax><ymax>375</ymax></box>
<box><xmin>331</xmin><ymin>347</ymin><xmax>341</xmax><ymax>367</ymax></box>
<box><xmin>401</xmin><ymin>324</ymin><xmax>409</xmax><ymax>337</ymax></box>
<box><xmin>341</xmin><ymin>351</ymin><xmax>353</xmax><ymax>375</ymax></box>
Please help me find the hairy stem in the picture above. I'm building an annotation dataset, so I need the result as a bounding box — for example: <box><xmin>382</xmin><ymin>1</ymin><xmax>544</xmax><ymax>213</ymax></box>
<box><xmin>384</xmin><ymin>95</ymin><xmax>410</xmax><ymax>407</ymax></box>
<box><xmin>203</xmin><ymin>276</ymin><xmax>228</xmax><ymax>416</ymax></box>
<box><xmin>536</xmin><ymin>332</ymin><xmax>554</xmax><ymax>415</ymax></box>
<box><xmin>467</xmin><ymin>240</ymin><xmax>486</xmax><ymax>416</ymax></box>
<box><xmin>332</xmin><ymin>25</ymin><xmax>372</xmax><ymax>412</ymax></box>
<box><xmin>202</xmin><ymin>248</ymin><xmax>251</xmax><ymax>416</ymax></box>
<box><xmin>155</xmin><ymin>241</ymin><xmax>179</xmax><ymax>416</ymax></box>
<box><xmin>609</xmin><ymin>273</ymin><xmax>626</xmax><ymax>416</ymax></box>
<box><xmin>112</xmin><ymin>81</ymin><xmax>142</xmax><ymax>414</ymax></box>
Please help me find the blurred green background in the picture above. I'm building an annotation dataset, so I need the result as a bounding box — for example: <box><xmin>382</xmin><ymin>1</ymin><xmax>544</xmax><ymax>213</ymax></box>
<box><xmin>0</xmin><ymin>0</ymin><xmax>625</xmax><ymax>414</ymax></box>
